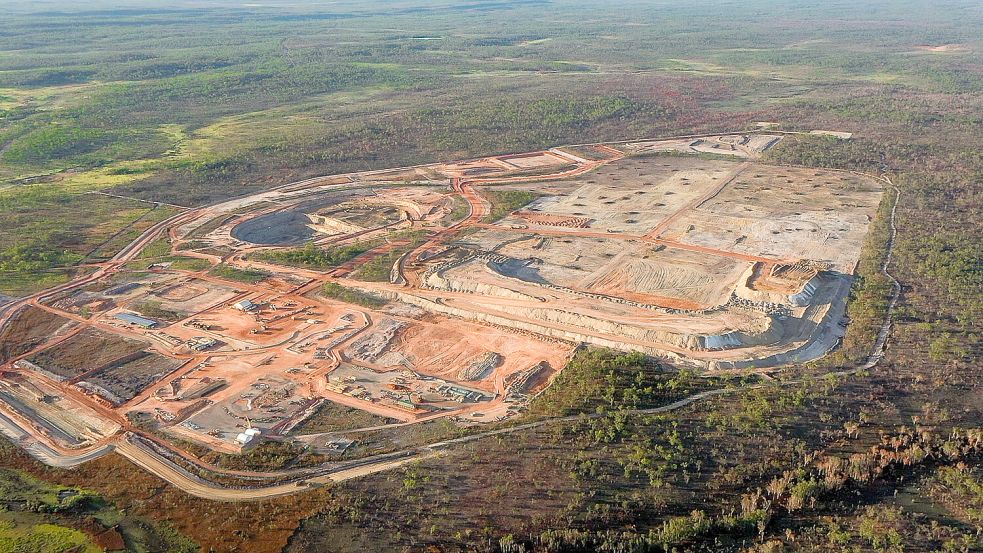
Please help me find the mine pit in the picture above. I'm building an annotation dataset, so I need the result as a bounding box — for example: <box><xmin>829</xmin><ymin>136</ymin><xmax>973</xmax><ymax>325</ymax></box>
<box><xmin>0</xmin><ymin>132</ymin><xmax>885</xmax><ymax>461</ymax></box>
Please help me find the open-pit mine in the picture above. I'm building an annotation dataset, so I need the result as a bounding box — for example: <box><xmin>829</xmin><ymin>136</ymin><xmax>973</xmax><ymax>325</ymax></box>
<box><xmin>0</xmin><ymin>131</ymin><xmax>886</xmax><ymax>496</ymax></box>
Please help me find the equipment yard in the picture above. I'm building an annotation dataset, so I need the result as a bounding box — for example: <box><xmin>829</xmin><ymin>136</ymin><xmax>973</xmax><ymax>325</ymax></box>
<box><xmin>0</xmin><ymin>131</ymin><xmax>887</xmax><ymax>494</ymax></box>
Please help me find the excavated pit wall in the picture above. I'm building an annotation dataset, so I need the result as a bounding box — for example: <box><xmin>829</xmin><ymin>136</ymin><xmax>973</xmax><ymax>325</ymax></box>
<box><xmin>431</xmin><ymin>257</ymin><xmax>734</xmax><ymax>315</ymax></box>
<box><xmin>383</xmin><ymin>285</ymin><xmax>790</xmax><ymax>368</ymax></box>
<box><xmin>734</xmin><ymin>265</ymin><xmax>825</xmax><ymax>308</ymax></box>
<box><xmin>388</xmin><ymin>290</ymin><xmax>697</xmax><ymax>366</ymax></box>
<box><xmin>424</xmin><ymin>269</ymin><xmax>540</xmax><ymax>302</ymax></box>
<box><xmin>425</xmin><ymin>260</ymin><xmax>785</xmax><ymax>353</ymax></box>
<box><xmin>711</xmin><ymin>274</ymin><xmax>853</xmax><ymax>370</ymax></box>
<box><xmin>789</xmin><ymin>277</ymin><xmax>821</xmax><ymax>307</ymax></box>
<box><xmin>500</xmin><ymin>304</ymin><xmax>785</xmax><ymax>352</ymax></box>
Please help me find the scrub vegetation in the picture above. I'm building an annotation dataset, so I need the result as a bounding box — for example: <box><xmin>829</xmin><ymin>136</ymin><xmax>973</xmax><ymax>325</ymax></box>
<box><xmin>255</xmin><ymin>242</ymin><xmax>376</xmax><ymax>269</ymax></box>
<box><xmin>0</xmin><ymin>464</ymin><xmax>196</xmax><ymax>552</ymax></box>
<box><xmin>206</xmin><ymin>264</ymin><xmax>269</xmax><ymax>284</ymax></box>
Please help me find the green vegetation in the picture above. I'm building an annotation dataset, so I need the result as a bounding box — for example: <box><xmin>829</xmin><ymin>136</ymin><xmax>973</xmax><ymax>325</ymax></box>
<box><xmin>528</xmin><ymin>348</ymin><xmax>706</xmax><ymax>418</ymax></box>
<box><xmin>124</xmin><ymin>255</ymin><xmax>211</xmax><ymax>272</ymax></box>
<box><xmin>321</xmin><ymin>282</ymin><xmax>389</xmax><ymax>308</ymax></box>
<box><xmin>348</xmin><ymin>254</ymin><xmax>400</xmax><ymax>282</ymax></box>
<box><xmin>521</xmin><ymin>508</ymin><xmax>765</xmax><ymax>552</ymax></box>
<box><xmin>932</xmin><ymin>466</ymin><xmax>983</xmax><ymax>524</ymax></box>
<box><xmin>255</xmin><ymin>241</ymin><xmax>374</xmax><ymax>269</ymax></box>
<box><xmin>165</xmin><ymin>257</ymin><xmax>213</xmax><ymax>272</ymax></box>
<box><xmin>0</xmin><ymin>245</ymin><xmax>81</xmax><ymax>277</ymax></box>
<box><xmin>136</xmin><ymin>236</ymin><xmax>172</xmax><ymax>259</ymax></box>
<box><xmin>441</xmin><ymin>196</ymin><xmax>471</xmax><ymax>225</ymax></box>
<box><xmin>0</xmin><ymin>466</ymin><xmax>196</xmax><ymax>553</ymax></box>
<box><xmin>0</xmin><ymin>521</ymin><xmax>101</xmax><ymax>553</ymax></box>
<box><xmin>349</xmin><ymin>231</ymin><xmax>428</xmax><ymax>282</ymax></box>
<box><xmin>0</xmin><ymin>246</ymin><xmax>83</xmax><ymax>296</ymax></box>
<box><xmin>293</xmin><ymin>400</ymin><xmax>396</xmax><ymax>434</ymax></box>
<box><xmin>2</xmin><ymin>124</ymin><xmax>112</xmax><ymax>165</ymax></box>
<box><xmin>175</xmin><ymin>239</ymin><xmax>210</xmax><ymax>251</ymax></box>
<box><xmin>830</xmin><ymin>187</ymin><xmax>898</xmax><ymax>365</ymax></box>
<box><xmin>202</xmin><ymin>441</ymin><xmax>324</xmax><ymax>473</ymax></box>
<box><xmin>206</xmin><ymin>264</ymin><xmax>268</xmax><ymax>284</ymax></box>
<box><xmin>0</xmin><ymin>188</ymin><xmax>160</xmax><ymax>294</ymax></box>
<box><xmin>133</xmin><ymin>300</ymin><xmax>183</xmax><ymax>323</ymax></box>
<box><xmin>899</xmin><ymin>216</ymin><xmax>982</xmax><ymax>327</ymax></box>
<box><xmin>0</xmin><ymin>469</ymin><xmax>99</xmax><ymax>513</ymax></box>
<box><xmin>481</xmin><ymin>190</ymin><xmax>542</xmax><ymax>223</ymax></box>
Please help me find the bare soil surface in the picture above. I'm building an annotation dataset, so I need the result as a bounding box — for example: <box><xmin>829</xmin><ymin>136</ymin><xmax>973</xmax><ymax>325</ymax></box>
<box><xmin>0</xmin><ymin>307</ymin><xmax>75</xmax><ymax>363</ymax></box>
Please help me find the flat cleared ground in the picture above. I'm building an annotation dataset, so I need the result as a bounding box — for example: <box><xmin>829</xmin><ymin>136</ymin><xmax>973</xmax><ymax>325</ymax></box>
<box><xmin>0</xmin><ymin>306</ymin><xmax>75</xmax><ymax>363</ymax></box>
<box><xmin>499</xmin><ymin>157</ymin><xmax>737</xmax><ymax>233</ymax></box>
<box><xmin>664</xmin><ymin>165</ymin><xmax>882</xmax><ymax>272</ymax></box>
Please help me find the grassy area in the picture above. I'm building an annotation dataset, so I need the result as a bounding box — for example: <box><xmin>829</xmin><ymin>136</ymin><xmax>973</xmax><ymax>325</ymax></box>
<box><xmin>132</xmin><ymin>300</ymin><xmax>184</xmax><ymax>323</ymax></box>
<box><xmin>0</xmin><ymin>468</ymin><xmax>99</xmax><ymax>510</ymax></box>
<box><xmin>167</xmin><ymin>257</ymin><xmax>213</xmax><ymax>272</ymax></box>
<box><xmin>441</xmin><ymin>195</ymin><xmax>471</xmax><ymax>225</ymax></box>
<box><xmin>480</xmin><ymin>190</ymin><xmax>542</xmax><ymax>223</ymax></box>
<box><xmin>135</xmin><ymin>235</ymin><xmax>173</xmax><ymax>259</ymax></box>
<box><xmin>0</xmin><ymin>521</ymin><xmax>101</xmax><ymax>553</ymax></box>
<box><xmin>175</xmin><ymin>239</ymin><xmax>210</xmax><ymax>251</ymax></box>
<box><xmin>0</xmin><ymin>188</ymin><xmax>166</xmax><ymax>294</ymax></box>
<box><xmin>207</xmin><ymin>264</ymin><xmax>269</xmax><ymax>284</ymax></box>
<box><xmin>348</xmin><ymin>231</ymin><xmax>428</xmax><ymax>282</ymax></box>
<box><xmin>254</xmin><ymin>241</ymin><xmax>376</xmax><ymax>269</ymax></box>
<box><xmin>526</xmin><ymin>348</ymin><xmax>710</xmax><ymax>418</ymax></box>
<box><xmin>320</xmin><ymin>282</ymin><xmax>389</xmax><ymax>308</ymax></box>
<box><xmin>84</xmin><ymin>206</ymin><xmax>180</xmax><ymax>262</ymax></box>
<box><xmin>349</xmin><ymin>255</ymin><xmax>400</xmax><ymax>282</ymax></box>
<box><xmin>123</xmin><ymin>255</ymin><xmax>211</xmax><ymax>272</ymax></box>
<box><xmin>0</xmin><ymin>247</ymin><xmax>80</xmax><ymax>281</ymax></box>
<box><xmin>0</xmin><ymin>466</ymin><xmax>196</xmax><ymax>553</ymax></box>
<box><xmin>0</xmin><ymin>268</ymin><xmax>81</xmax><ymax>297</ymax></box>
<box><xmin>200</xmin><ymin>441</ymin><xmax>325</xmax><ymax>473</ymax></box>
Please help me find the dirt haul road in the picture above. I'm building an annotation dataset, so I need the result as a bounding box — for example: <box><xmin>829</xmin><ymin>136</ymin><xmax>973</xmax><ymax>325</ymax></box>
<box><xmin>115</xmin><ymin>436</ymin><xmax>440</xmax><ymax>501</ymax></box>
